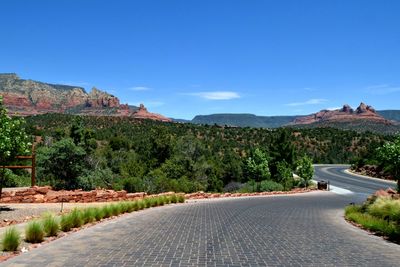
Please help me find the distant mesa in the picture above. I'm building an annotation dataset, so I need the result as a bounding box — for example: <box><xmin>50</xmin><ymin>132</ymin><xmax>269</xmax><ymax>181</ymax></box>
<box><xmin>0</xmin><ymin>73</ymin><xmax>171</xmax><ymax>122</ymax></box>
<box><xmin>292</xmin><ymin>103</ymin><xmax>392</xmax><ymax>125</ymax></box>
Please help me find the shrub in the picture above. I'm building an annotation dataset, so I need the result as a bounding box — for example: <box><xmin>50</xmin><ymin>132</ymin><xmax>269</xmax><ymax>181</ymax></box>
<box><xmin>260</xmin><ymin>180</ymin><xmax>284</xmax><ymax>192</ymax></box>
<box><xmin>2</xmin><ymin>227</ymin><xmax>20</xmax><ymax>251</ymax></box>
<box><xmin>42</xmin><ymin>213</ymin><xmax>59</xmax><ymax>237</ymax></box>
<box><xmin>25</xmin><ymin>221</ymin><xmax>45</xmax><ymax>243</ymax></box>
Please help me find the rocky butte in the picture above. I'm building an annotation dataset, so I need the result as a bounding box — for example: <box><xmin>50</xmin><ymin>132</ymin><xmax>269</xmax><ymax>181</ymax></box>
<box><xmin>292</xmin><ymin>103</ymin><xmax>393</xmax><ymax>125</ymax></box>
<box><xmin>0</xmin><ymin>73</ymin><xmax>171</xmax><ymax>122</ymax></box>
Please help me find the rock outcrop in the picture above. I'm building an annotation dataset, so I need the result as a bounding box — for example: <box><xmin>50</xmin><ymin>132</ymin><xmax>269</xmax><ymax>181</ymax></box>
<box><xmin>133</xmin><ymin>104</ymin><xmax>171</xmax><ymax>122</ymax></box>
<box><xmin>293</xmin><ymin>103</ymin><xmax>392</xmax><ymax>125</ymax></box>
<box><xmin>0</xmin><ymin>73</ymin><xmax>171</xmax><ymax>122</ymax></box>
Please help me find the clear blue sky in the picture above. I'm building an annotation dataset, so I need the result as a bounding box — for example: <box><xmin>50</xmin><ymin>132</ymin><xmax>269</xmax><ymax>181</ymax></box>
<box><xmin>1</xmin><ymin>0</ymin><xmax>399</xmax><ymax>119</ymax></box>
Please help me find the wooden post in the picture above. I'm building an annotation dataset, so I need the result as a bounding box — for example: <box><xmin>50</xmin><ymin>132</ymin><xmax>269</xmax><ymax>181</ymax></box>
<box><xmin>31</xmin><ymin>144</ymin><xmax>36</xmax><ymax>187</ymax></box>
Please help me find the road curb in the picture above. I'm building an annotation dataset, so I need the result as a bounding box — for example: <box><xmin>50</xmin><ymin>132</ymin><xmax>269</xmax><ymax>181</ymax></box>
<box><xmin>344</xmin><ymin>169</ymin><xmax>396</xmax><ymax>185</ymax></box>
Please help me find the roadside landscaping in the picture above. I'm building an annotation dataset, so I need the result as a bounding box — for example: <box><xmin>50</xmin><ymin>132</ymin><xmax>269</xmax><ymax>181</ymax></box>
<box><xmin>345</xmin><ymin>188</ymin><xmax>400</xmax><ymax>242</ymax></box>
<box><xmin>1</xmin><ymin>194</ymin><xmax>185</xmax><ymax>257</ymax></box>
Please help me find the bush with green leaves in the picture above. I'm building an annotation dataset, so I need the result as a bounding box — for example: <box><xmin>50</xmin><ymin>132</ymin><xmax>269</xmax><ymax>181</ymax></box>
<box><xmin>377</xmin><ymin>135</ymin><xmax>400</xmax><ymax>191</ymax></box>
<box><xmin>0</xmin><ymin>96</ymin><xmax>31</xmax><ymax>198</ymax></box>
<box><xmin>42</xmin><ymin>213</ymin><xmax>59</xmax><ymax>237</ymax></box>
<box><xmin>25</xmin><ymin>221</ymin><xmax>45</xmax><ymax>243</ymax></box>
<box><xmin>275</xmin><ymin>161</ymin><xmax>294</xmax><ymax>190</ymax></box>
<box><xmin>296</xmin><ymin>155</ymin><xmax>314</xmax><ymax>187</ymax></box>
<box><xmin>36</xmin><ymin>138</ymin><xmax>86</xmax><ymax>190</ymax></box>
<box><xmin>245</xmin><ymin>148</ymin><xmax>271</xmax><ymax>191</ymax></box>
<box><xmin>260</xmin><ymin>180</ymin><xmax>284</xmax><ymax>192</ymax></box>
<box><xmin>77</xmin><ymin>168</ymin><xmax>116</xmax><ymax>191</ymax></box>
<box><xmin>2</xmin><ymin>227</ymin><xmax>20</xmax><ymax>251</ymax></box>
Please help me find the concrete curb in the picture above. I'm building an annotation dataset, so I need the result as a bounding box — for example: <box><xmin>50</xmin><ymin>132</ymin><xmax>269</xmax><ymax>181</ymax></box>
<box><xmin>344</xmin><ymin>169</ymin><xmax>396</xmax><ymax>185</ymax></box>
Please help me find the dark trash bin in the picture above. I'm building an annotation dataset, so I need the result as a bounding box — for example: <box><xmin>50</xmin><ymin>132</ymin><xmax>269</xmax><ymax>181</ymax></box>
<box><xmin>318</xmin><ymin>181</ymin><xmax>328</xmax><ymax>190</ymax></box>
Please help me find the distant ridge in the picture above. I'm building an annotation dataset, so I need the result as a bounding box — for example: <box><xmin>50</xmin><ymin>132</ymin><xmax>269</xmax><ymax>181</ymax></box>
<box><xmin>184</xmin><ymin>103</ymin><xmax>400</xmax><ymax>133</ymax></box>
<box><xmin>191</xmin><ymin>113</ymin><xmax>298</xmax><ymax>128</ymax></box>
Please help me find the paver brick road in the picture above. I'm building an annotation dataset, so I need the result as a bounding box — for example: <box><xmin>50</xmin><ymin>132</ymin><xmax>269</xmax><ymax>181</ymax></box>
<box><xmin>3</xmin><ymin>191</ymin><xmax>400</xmax><ymax>266</ymax></box>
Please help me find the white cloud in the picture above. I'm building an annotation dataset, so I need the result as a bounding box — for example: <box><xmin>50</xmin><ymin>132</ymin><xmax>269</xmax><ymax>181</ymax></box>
<box><xmin>366</xmin><ymin>84</ymin><xmax>400</xmax><ymax>95</ymax></box>
<box><xmin>187</xmin><ymin>91</ymin><xmax>240</xmax><ymax>100</ymax></box>
<box><xmin>130</xmin><ymin>86</ymin><xmax>151</xmax><ymax>91</ymax></box>
<box><xmin>286</xmin><ymin>98</ymin><xmax>327</xmax><ymax>106</ymax></box>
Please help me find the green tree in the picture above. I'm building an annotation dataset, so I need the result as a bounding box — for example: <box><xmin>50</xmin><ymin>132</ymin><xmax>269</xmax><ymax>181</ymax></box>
<box><xmin>276</xmin><ymin>160</ymin><xmax>294</xmax><ymax>190</ymax></box>
<box><xmin>37</xmin><ymin>138</ymin><xmax>86</xmax><ymax>190</ymax></box>
<box><xmin>0</xmin><ymin>96</ymin><xmax>31</xmax><ymax>197</ymax></box>
<box><xmin>377</xmin><ymin>135</ymin><xmax>400</xmax><ymax>191</ymax></box>
<box><xmin>245</xmin><ymin>148</ymin><xmax>271</xmax><ymax>191</ymax></box>
<box><xmin>296</xmin><ymin>155</ymin><xmax>314</xmax><ymax>187</ymax></box>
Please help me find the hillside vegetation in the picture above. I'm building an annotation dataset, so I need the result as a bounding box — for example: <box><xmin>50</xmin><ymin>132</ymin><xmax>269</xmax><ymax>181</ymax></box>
<box><xmin>15</xmin><ymin>114</ymin><xmax>391</xmax><ymax>193</ymax></box>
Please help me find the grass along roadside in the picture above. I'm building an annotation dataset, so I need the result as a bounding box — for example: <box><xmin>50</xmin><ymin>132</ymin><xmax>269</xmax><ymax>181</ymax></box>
<box><xmin>0</xmin><ymin>194</ymin><xmax>185</xmax><ymax>255</ymax></box>
<box><xmin>345</xmin><ymin>196</ymin><xmax>400</xmax><ymax>242</ymax></box>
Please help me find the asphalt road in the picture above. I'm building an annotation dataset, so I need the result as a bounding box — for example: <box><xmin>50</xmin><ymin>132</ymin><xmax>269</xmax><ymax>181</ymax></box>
<box><xmin>3</xmin><ymin>165</ymin><xmax>400</xmax><ymax>266</ymax></box>
<box><xmin>313</xmin><ymin>165</ymin><xmax>397</xmax><ymax>201</ymax></box>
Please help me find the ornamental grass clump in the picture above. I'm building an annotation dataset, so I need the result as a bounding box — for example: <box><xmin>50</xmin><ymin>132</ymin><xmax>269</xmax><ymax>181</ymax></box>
<box><xmin>2</xmin><ymin>227</ymin><xmax>20</xmax><ymax>251</ymax></box>
<box><xmin>82</xmin><ymin>207</ymin><xmax>96</xmax><ymax>224</ymax></box>
<box><xmin>128</xmin><ymin>201</ymin><xmax>137</xmax><ymax>212</ymax></box>
<box><xmin>368</xmin><ymin>197</ymin><xmax>400</xmax><ymax>222</ymax></box>
<box><xmin>42</xmin><ymin>213</ymin><xmax>59</xmax><ymax>237</ymax></box>
<box><xmin>60</xmin><ymin>213</ymin><xmax>73</xmax><ymax>232</ymax></box>
<box><xmin>177</xmin><ymin>195</ymin><xmax>185</xmax><ymax>203</ymax></box>
<box><xmin>94</xmin><ymin>207</ymin><xmax>105</xmax><ymax>221</ymax></box>
<box><xmin>25</xmin><ymin>221</ymin><xmax>45</xmax><ymax>243</ymax></box>
<box><xmin>110</xmin><ymin>203</ymin><xmax>122</xmax><ymax>216</ymax></box>
<box><xmin>143</xmin><ymin>198</ymin><xmax>151</xmax><ymax>208</ymax></box>
<box><xmin>157</xmin><ymin>196</ymin><xmax>165</xmax><ymax>206</ymax></box>
<box><xmin>69</xmin><ymin>208</ymin><xmax>84</xmax><ymax>228</ymax></box>
<box><xmin>137</xmin><ymin>200</ymin><xmax>145</xmax><ymax>210</ymax></box>
<box><xmin>120</xmin><ymin>202</ymin><xmax>129</xmax><ymax>213</ymax></box>
<box><xmin>102</xmin><ymin>205</ymin><xmax>113</xmax><ymax>218</ymax></box>
<box><xmin>169</xmin><ymin>194</ymin><xmax>178</xmax><ymax>203</ymax></box>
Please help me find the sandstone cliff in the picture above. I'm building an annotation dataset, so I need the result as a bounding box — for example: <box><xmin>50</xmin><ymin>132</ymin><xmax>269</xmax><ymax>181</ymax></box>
<box><xmin>0</xmin><ymin>73</ymin><xmax>171</xmax><ymax>122</ymax></box>
<box><xmin>292</xmin><ymin>103</ymin><xmax>392</xmax><ymax>125</ymax></box>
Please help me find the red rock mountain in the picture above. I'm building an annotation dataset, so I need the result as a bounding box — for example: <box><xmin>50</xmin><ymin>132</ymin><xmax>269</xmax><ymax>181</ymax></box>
<box><xmin>0</xmin><ymin>73</ymin><xmax>171</xmax><ymax>122</ymax></box>
<box><xmin>292</xmin><ymin>103</ymin><xmax>393</xmax><ymax>125</ymax></box>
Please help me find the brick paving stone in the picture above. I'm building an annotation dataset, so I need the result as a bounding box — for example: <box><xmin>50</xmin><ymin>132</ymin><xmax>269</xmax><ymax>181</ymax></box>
<box><xmin>2</xmin><ymin>191</ymin><xmax>400</xmax><ymax>266</ymax></box>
